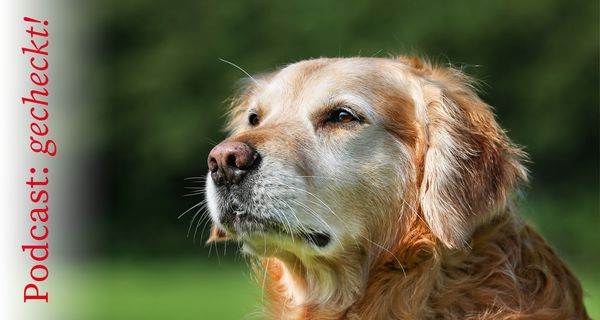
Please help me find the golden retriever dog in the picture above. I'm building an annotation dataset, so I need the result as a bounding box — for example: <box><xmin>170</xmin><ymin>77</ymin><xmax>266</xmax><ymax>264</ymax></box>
<box><xmin>204</xmin><ymin>56</ymin><xmax>588</xmax><ymax>319</ymax></box>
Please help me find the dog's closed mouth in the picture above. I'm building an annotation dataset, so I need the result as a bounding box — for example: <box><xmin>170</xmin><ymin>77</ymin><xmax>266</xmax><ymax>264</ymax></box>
<box><xmin>221</xmin><ymin>207</ymin><xmax>331</xmax><ymax>247</ymax></box>
<box><xmin>305</xmin><ymin>232</ymin><xmax>331</xmax><ymax>247</ymax></box>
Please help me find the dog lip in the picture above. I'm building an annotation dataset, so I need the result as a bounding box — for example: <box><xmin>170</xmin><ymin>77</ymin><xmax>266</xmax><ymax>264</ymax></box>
<box><xmin>305</xmin><ymin>232</ymin><xmax>331</xmax><ymax>247</ymax></box>
<box><xmin>222</xmin><ymin>212</ymin><xmax>332</xmax><ymax>248</ymax></box>
<box><xmin>218</xmin><ymin>197</ymin><xmax>331</xmax><ymax>248</ymax></box>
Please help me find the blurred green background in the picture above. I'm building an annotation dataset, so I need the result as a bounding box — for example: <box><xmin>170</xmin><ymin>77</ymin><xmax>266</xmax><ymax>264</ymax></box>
<box><xmin>78</xmin><ymin>0</ymin><xmax>598</xmax><ymax>318</ymax></box>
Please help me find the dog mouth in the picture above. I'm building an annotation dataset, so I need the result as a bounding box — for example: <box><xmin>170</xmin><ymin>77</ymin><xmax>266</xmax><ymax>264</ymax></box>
<box><xmin>304</xmin><ymin>232</ymin><xmax>331</xmax><ymax>247</ymax></box>
<box><xmin>219</xmin><ymin>203</ymin><xmax>331</xmax><ymax>248</ymax></box>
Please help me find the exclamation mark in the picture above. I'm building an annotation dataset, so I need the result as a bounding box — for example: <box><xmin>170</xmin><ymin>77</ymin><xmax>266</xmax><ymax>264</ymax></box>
<box><xmin>23</xmin><ymin>17</ymin><xmax>48</xmax><ymax>26</ymax></box>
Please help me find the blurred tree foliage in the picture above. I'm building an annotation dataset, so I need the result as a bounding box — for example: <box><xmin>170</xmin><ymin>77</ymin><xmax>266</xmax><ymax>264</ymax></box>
<box><xmin>89</xmin><ymin>0</ymin><xmax>598</xmax><ymax>268</ymax></box>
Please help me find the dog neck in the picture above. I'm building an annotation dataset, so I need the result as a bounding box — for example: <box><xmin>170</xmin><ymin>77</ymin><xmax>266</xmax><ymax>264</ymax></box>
<box><xmin>258</xmin><ymin>215</ymin><xmax>440</xmax><ymax>320</ymax></box>
<box><xmin>262</xmin><ymin>213</ymin><xmax>587</xmax><ymax>320</ymax></box>
<box><xmin>257</xmin><ymin>212</ymin><xmax>586</xmax><ymax>319</ymax></box>
<box><xmin>259</xmin><ymin>246</ymin><xmax>368</xmax><ymax>319</ymax></box>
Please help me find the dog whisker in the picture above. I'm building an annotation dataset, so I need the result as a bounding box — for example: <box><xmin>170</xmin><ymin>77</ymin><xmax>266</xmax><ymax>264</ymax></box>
<box><xmin>186</xmin><ymin>209</ymin><xmax>201</xmax><ymax>238</ymax></box>
<box><xmin>182</xmin><ymin>192</ymin><xmax>204</xmax><ymax>197</ymax></box>
<box><xmin>178</xmin><ymin>199</ymin><xmax>207</xmax><ymax>219</ymax></box>
<box><xmin>184</xmin><ymin>176</ymin><xmax>207</xmax><ymax>181</ymax></box>
<box><xmin>193</xmin><ymin>212</ymin><xmax>211</xmax><ymax>243</ymax></box>
<box><xmin>219</xmin><ymin>58</ymin><xmax>260</xmax><ymax>86</ymax></box>
<box><xmin>184</xmin><ymin>186</ymin><xmax>206</xmax><ymax>190</ymax></box>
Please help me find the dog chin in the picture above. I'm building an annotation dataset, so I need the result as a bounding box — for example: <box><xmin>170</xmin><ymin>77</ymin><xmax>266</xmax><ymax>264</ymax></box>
<box><xmin>239</xmin><ymin>231</ymin><xmax>334</xmax><ymax>259</ymax></box>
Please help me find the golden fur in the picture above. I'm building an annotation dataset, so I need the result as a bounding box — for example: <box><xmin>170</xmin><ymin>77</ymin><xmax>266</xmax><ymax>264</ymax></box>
<box><xmin>207</xmin><ymin>56</ymin><xmax>588</xmax><ymax>319</ymax></box>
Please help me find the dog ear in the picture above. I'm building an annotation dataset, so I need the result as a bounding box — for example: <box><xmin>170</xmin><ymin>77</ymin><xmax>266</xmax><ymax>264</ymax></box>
<box><xmin>207</xmin><ymin>224</ymin><xmax>230</xmax><ymax>243</ymax></box>
<box><xmin>416</xmin><ymin>66</ymin><xmax>527</xmax><ymax>249</ymax></box>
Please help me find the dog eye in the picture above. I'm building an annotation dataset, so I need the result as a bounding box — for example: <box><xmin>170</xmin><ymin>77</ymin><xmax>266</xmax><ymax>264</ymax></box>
<box><xmin>329</xmin><ymin>109</ymin><xmax>359</xmax><ymax>124</ymax></box>
<box><xmin>248</xmin><ymin>112</ymin><xmax>260</xmax><ymax>126</ymax></box>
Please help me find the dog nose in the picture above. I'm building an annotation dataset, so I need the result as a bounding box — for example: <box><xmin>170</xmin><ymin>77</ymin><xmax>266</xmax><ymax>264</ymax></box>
<box><xmin>207</xmin><ymin>141</ymin><xmax>260</xmax><ymax>186</ymax></box>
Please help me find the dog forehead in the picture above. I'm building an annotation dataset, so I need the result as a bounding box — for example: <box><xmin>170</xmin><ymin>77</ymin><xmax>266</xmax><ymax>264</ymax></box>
<box><xmin>257</xmin><ymin>59</ymin><xmax>342</xmax><ymax>104</ymax></box>
<box><xmin>271</xmin><ymin>58</ymin><xmax>388</xmax><ymax>91</ymax></box>
<box><xmin>255</xmin><ymin>58</ymin><xmax>407</xmax><ymax>118</ymax></box>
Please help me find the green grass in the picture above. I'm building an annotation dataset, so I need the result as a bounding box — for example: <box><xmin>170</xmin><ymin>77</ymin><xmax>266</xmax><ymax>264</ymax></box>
<box><xmin>56</xmin><ymin>259</ymin><xmax>598</xmax><ymax>320</ymax></box>
<box><xmin>580</xmin><ymin>271</ymin><xmax>600</xmax><ymax>319</ymax></box>
<box><xmin>68</xmin><ymin>260</ymin><xmax>262</xmax><ymax>320</ymax></box>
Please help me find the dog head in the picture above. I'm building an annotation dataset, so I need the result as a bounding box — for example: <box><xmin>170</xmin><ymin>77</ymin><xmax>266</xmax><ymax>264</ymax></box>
<box><xmin>205</xmin><ymin>57</ymin><xmax>527</xmax><ymax>261</ymax></box>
